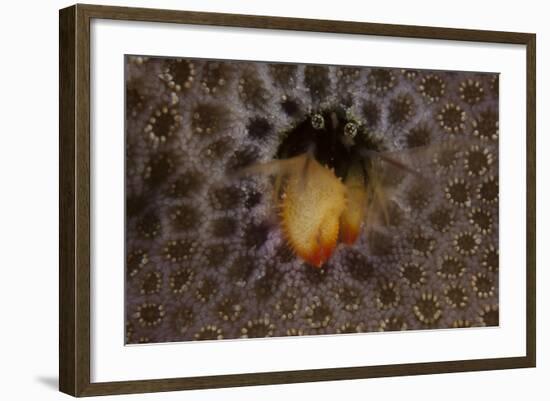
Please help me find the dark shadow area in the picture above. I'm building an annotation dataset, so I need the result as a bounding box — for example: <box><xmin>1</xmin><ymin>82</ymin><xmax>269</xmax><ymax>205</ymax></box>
<box><xmin>35</xmin><ymin>376</ymin><xmax>58</xmax><ymax>391</ymax></box>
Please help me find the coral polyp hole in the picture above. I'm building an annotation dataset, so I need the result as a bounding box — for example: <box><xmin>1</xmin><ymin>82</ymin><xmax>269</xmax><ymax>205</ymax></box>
<box><xmin>126</xmin><ymin>86</ymin><xmax>145</xmax><ymax>117</ymax></box>
<box><xmin>195</xmin><ymin>277</ymin><xmax>219</xmax><ymax>303</ymax></box>
<box><xmin>304</xmin><ymin>264</ymin><xmax>330</xmax><ymax>285</ymax></box>
<box><xmin>191</xmin><ymin>103</ymin><xmax>228</xmax><ymax>135</ymax></box>
<box><xmin>479</xmin><ymin>305</ymin><xmax>499</xmax><ymax>326</ymax></box>
<box><xmin>169</xmin><ymin>204</ymin><xmax>202</xmax><ymax>232</ymax></box>
<box><xmin>254</xmin><ymin>267</ymin><xmax>282</xmax><ymax>302</ymax></box>
<box><xmin>144</xmin><ymin>153</ymin><xmax>174</xmax><ymax>187</ymax></box>
<box><xmin>305</xmin><ymin>298</ymin><xmax>333</xmax><ymax>329</ymax></box>
<box><xmin>166</xmin><ymin>59</ymin><xmax>195</xmax><ymax>91</ymax></box>
<box><xmin>304</xmin><ymin>65</ymin><xmax>330</xmax><ymax>99</ymax></box>
<box><xmin>203</xmin><ymin>243</ymin><xmax>231</xmax><ymax>269</ymax></box>
<box><xmin>169</xmin><ymin>267</ymin><xmax>194</xmax><ymax>294</ymax></box>
<box><xmin>400</xmin><ymin>263</ymin><xmax>426</xmax><ymax>289</ymax></box>
<box><xmin>429</xmin><ymin>208</ymin><xmax>454</xmax><ymax>232</ymax></box>
<box><xmin>201</xmin><ymin>137</ymin><xmax>233</xmax><ymax>162</ymax></box>
<box><xmin>454</xmin><ymin>231</ymin><xmax>480</xmax><ymax>256</ymax></box>
<box><xmin>136</xmin><ymin>212</ymin><xmax>161</xmax><ymax>239</ymax></box>
<box><xmin>388</xmin><ymin>94</ymin><xmax>415</xmax><ymax>125</ymax></box>
<box><xmin>444</xmin><ymin>284</ymin><xmax>468</xmax><ymax>308</ymax></box>
<box><xmin>368</xmin><ymin>68</ymin><xmax>396</xmax><ymax>94</ymax></box>
<box><xmin>406</xmin><ymin>124</ymin><xmax>432</xmax><ymax>148</ymax></box>
<box><xmin>195</xmin><ymin>325</ymin><xmax>223</xmax><ymax>341</ymax></box>
<box><xmin>418</xmin><ymin>74</ymin><xmax>445</xmax><ymax>103</ymax></box>
<box><xmin>163</xmin><ymin>239</ymin><xmax>198</xmax><ymax>263</ymax></box>
<box><xmin>228</xmin><ymin>145</ymin><xmax>260</xmax><ymax>170</ymax></box>
<box><xmin>140</xmin><ymin>271</ymin><xmax>162</xmax><ymax>295</ymax></box>
<box><xmin>413</xmin><ymin>293</ymin><xmax>441</xmax><ymax>325</ymax></box>
<box><xmin>478</xmin><ymin>176</ymin><xmax>498</xmax><ymax>203</ymax></box>
<box><xmin>210</xmin><ymin>217</ymin><xmax>239</xmax><ymax>238</ymax></box>
<box><xmin>472</xmin><ymin>109</ymin><xmax>499</xmax><ymax>141</ymax></box>
<box><xmin>200</xmin><ymin>62</ymin><xmax>233</xmax><ymax>94</ymax></box>
<box><xmin>410</xmin><ymin>232</ymin><xmax>435</xmax><ymax>257</ymax></box>
<box><xmin>134</xmin><ymin>303</ymin><xmax>165</xmax><ymax>327</ymax></box>
<box><xmin>167</xmin><ymin>171</ymin><xmax>203</xmax><ymax>199</ymax></box>
<box><xmin>465</xmin><ymin>146</ymin><xmax>492</xmax><ymax>176</ymax></box>
<box><xmin>376</xmin><ymin>282</ymin><xmax>400</xmax><ymax>309</ymax></box>
<box><xmin>445</xmin><ymin>179</ymin><xmax>471</xmax><ymax>207</ymax></box>
<box><xmin>269</xmin><ymin>64</ymin><xmax>298</xmax><ymax>88</ymax></box>
<box><xmin>336</xmin><ymin>67</ymin><xmax>361</xmax><ymax>86</ymax></box>
<box><xmin>274</xmin><ymin>106</ymin><xmax>385</xmax><ymax>183</ymax></box>
<box><xmin>362</xmin><ymin>101</ymin><xmax>380</xmax><ymax>129</ymax></box>
<box><xmin>437</xmin><ymin>255</ymin><xmax>465</xmax><ymax>279</ymax></box>
<box><xmin>238</xmin><ymin>71</ymin><xmax>269</xmax><ymax>109</ymax></box>
<box><xmin>209</xmin><ymin>186</ymin><xmax>245</xmax><ymax>210</ymax></box>
<box><xmin>344</xmin><ymin>250</ymin><xmax>374</xmax><ymax>282</ymax></box>
<box><xmin>368</xmin><ymin>231</ymin><xmax>394</xmax><ymax>257</ymax></box>
<box><xmin>471</xmin><ymin>273</ymin><xmax>495</xmax><ymax>299</ymax></box>
<box><xmin>244</xmin><ymin>222</ymin><xmax>271</xmax><ymax>251</ymax></box>
<box><xmin>406</xmin><ymin>182</ymin><xmax>432</xmax><ymax>210</ymax></box>
<box><xmin>241</xmin><ymin>318</ymin><xmax>275</xmax><ymax>338</ymax></box>
<box><xmin>216</xmin><ymin>294</ymin><xmax>244</xmax><ymax>322</ymax></box>
<box><xmin>482</xmin><ymin>246</ymin><xmax>499</xmax><ymax>272</ymax></box>
<box><xmin>126</xmin><ymin>249</ymin><xmax>148</xmax><ymax>278</ymax></box>
<box><xmin>280</xmin><ymin>97</ymin><xmax>300</xmax><ymax>116</ymax></box>
<box><xmin>380</xmin><ymin>316</ymin><xmax>407</xmax><ymax>331</ymax></box>
<box><xmin>247</xmin><ymin>117</ymin><xmax>273</xmax><ymax>140</ymax></box>
<box><xmin>459</xmin><ymin>79</ymin><xmax>485</xmax><ymax>105</ymax></box>
<box><xmin>437</xmin><ymin>103</ymin><xmax>466</xmax><ymax>134</ymax></box>
<box><xmin>228</xmin><ymin>255</ymin><xmax>256</xmax><ymax>285</ymax></box>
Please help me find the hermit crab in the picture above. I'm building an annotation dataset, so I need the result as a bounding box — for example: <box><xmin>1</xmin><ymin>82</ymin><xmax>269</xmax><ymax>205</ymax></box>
<box><xmin>236</xmin><ymin>106</ymin><xmax>453</xmax><ymax>268</ymax></box>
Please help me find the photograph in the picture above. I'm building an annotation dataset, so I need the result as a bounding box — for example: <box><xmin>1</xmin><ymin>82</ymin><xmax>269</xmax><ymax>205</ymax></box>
<box><xmin>0</xmin><ymin>0</ymin><xmax>542</xmax><ymax>399</ymax></box>
<box><xmin>124</xmin><ymin>56</ymin><xmax>500</xmax><ymax>344</ymax></box>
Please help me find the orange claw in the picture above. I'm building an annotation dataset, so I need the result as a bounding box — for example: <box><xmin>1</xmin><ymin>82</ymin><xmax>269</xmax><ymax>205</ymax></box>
<box><xmin>280</xmin><ymin>157</ymin><xmax>346</xmax><ymax>268</ymax></box>
<box><xmin>340</xmin><ymin>162</ymin><xmax>367</xmax><ymax>245</ymax></box>
<box><xmin>300</xmin><ymin>218</ymin><xmax>339</xmax><ymax>267</ymax></box>
<box><xmin>341</xmin><ymin>225</ymin><xmax>360</xmax><ymax>245</ymax></box>
<box><xmin>294</xmin><ymin>226</ymin><xmax>338</xmax><ymax>268</ymax></box>
<box><xmin>301</xmin><ymin>248</ymin><xmax>325</xmax><ymax>268</ymax></box>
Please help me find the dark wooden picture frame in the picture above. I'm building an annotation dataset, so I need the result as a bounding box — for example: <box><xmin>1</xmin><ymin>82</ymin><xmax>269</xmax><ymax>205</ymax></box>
<box><xmin>59</xmin><ymin>3</ymin><xmax>536</xmax><ymax>397</ymax></box>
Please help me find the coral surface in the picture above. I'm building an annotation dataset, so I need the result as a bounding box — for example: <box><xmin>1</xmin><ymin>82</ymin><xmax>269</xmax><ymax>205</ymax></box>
<box><xmin>125</xmin><ymin>56</ymin><xmax>499</xmax><ymax>343</ymax></box>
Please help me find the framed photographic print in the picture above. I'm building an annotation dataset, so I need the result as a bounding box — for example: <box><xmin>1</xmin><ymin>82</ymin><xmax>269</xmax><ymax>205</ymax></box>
<box><xmin>59</xmin><ymin>3</ymin><xmax>536</xmax><ymax>397</ymax></box>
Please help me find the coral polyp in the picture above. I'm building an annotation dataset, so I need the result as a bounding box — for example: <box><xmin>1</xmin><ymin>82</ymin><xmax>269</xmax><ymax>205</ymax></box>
<box><xmin>459</xmin><ymin>79</ymin><xmax>485</xmax><ymax>105</ymax></box>
<box><xmin>437</xmin><ymin>103</ymin><xmax>467</xmax><ymax>134</ymax></box>
<box><xmin>418</xmin><ymin>74</ymin><xmax>445</xmax><ymax>103</ymax></box>
<box><xmin>413</xmin><ymin>292</ymin><xmax>442</xmax><ymax>325</ymax></box>
<box><xmin>125</xmin><ymin>56</ymin><xmax>499</xmax><ymax>343</ymax></box>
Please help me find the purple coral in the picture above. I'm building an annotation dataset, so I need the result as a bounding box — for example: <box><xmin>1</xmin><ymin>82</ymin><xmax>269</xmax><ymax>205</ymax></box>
<box><xmin>125</xmin><ymin>56</ymin><xmax>499</xmax><ymax>344</ymax></box>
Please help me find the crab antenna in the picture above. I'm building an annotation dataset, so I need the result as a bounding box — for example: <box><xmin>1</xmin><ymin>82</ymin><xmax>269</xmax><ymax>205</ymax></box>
<box><xmin>358</xmin><ymin>148</ymin><xmax>424</xmax><ymax>179</ymax></box>
<box><xmin>298</xmin><ymin>143</ymin><xmax>317</xmax><ymax>189</ymax></box>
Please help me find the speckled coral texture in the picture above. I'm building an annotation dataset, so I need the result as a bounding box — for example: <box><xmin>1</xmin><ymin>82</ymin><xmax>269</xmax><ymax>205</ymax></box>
<box><xmin>125</xmin><ymin>55</ymin><xmax>499</xmax><ymax>344</ymax></box>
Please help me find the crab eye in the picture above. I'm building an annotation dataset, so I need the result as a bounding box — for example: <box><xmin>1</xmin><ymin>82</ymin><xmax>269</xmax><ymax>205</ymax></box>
<box><xmin>344</xmin><ymin>122</ymin><xmax>358</xmax><ymax>139</ymax></box>
<box><xmin>311</xmin><ymin>113</ymin><xmax>325</xmax><ymax>130</ymax></box>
